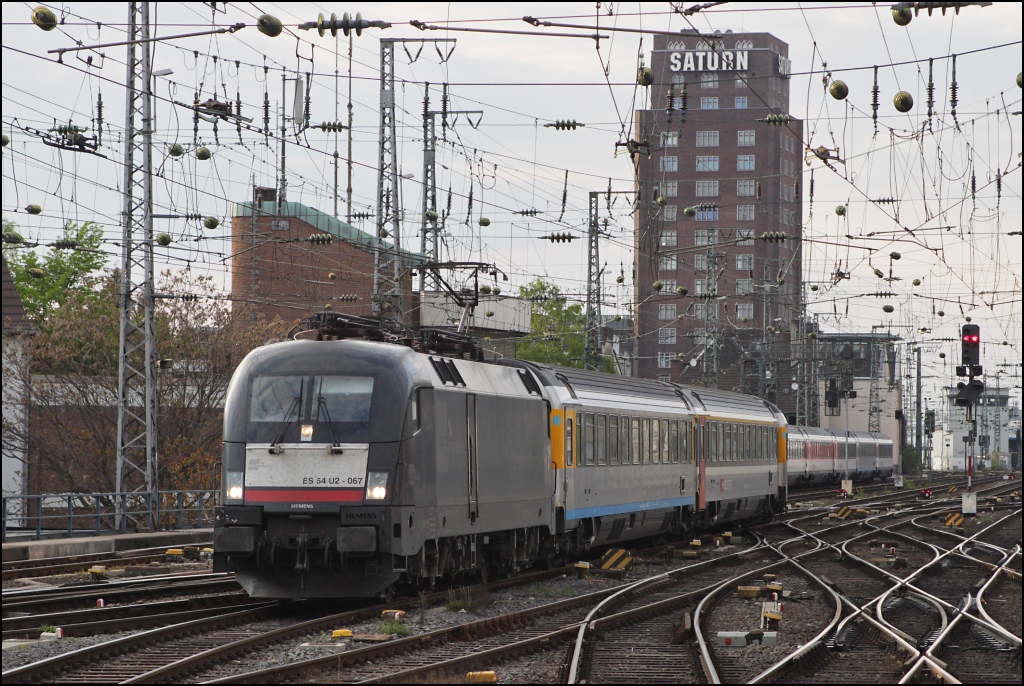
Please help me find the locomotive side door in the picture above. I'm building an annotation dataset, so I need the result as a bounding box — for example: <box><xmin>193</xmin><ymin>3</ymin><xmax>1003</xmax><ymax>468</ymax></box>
<box><xmin>467</xmin><ymin>394</ymin><xmax>479</xmax><ymax>522</ymax></box>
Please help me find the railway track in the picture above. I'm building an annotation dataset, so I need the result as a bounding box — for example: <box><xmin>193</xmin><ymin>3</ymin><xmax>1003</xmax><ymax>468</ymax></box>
<box><xmin>2</xmin><ymin>544</ymin><xmax>212</xmax><ymax>582</ymax></box>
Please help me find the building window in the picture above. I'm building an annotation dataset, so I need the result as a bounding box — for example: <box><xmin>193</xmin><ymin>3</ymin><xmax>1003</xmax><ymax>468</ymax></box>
<box><xmin>696</xmin><ymin>156</ymin><xmax>719</xmax><ymax>172</ymax></box>
<box><xmin>695</xmin><ymin>302</ymin><xmax>718</xmax><ymax>320</ymax></box>
<box><xmin>737</xmin><ymin>205</ymin><xmax>755</xmax><ymax>221</ymax></box>
<box><xmin>735</xmin><ymin>96</ymin><xmax>748</xmax><ymax>109</ymax></box>
<box><xmin>696</xmin><ymin>207</ymin><xmax>718</xmax><ymax>221</ymax></box>
<box><xmin>700</xmin><ymin>73</ymin><xmax>719</xmax><ymax>89</ymax></box>
<box><xmin>736</xmin><ymin>254</ymin><xmax>754</xmax><ymax>270</ymax></box>
<box><xmin>701</xmin><ymin>97</ymin><xmax>719</xmax><ymax>110</ymax></box>
<box><xmin>658</xmin><ymin>328</ymin><xmax>677</xmax><ymax>345</ymax></box>
<box><xmin>659</xmin><ymin>303</ymin><xmax>677</xmax><ymax>320</ymax></box>
<box><xmin>737</xmin><ymin>130</ymin><xmax>756</xmax><ymax>147</ymax></box>
<box><xmin>660</xmin><ymin>131</ymin><xmax>679</xmax><ymax>148</ymax></box>
<box><xmin>660</xmin><ymin>255</ymin><xmax>677</xmax><ymax>271</ymax></box>
<box><xmin>658</xmin><ymin>352</ymin><xmax>673</xmax><ymax>368</ymax></box>
<box><xmin>736</xmin><ymin>303</ymin><xmax>754</xmax><ymax>320</ymax></box>
<box><xmin>737</xmin><ymin>155</ymin><xmax>756</xmax><ymax>171</ymax></box>
<box><xmin>658</xmin><ymin>374</ymin><xmax>671</xmax><ymax>382</ymax></box>
<box><xmin>662</xmin><ymin>279</ymin><xmax>676</xmax><ymax>293</ymax></box>
<box><xmin>663</xmin><ymin>205</ymin><xmax>678</xmax><ymax>221</ymax></box>
<box><xmin>737</xmin><ymin>179</ymin><xmax>756</xmax><ymax>197</ymax></box>
<box><xmin>671</xmin><ymin>71</ymin><xmax>687</xmax><ymax>84</ymax></box>
<box><xmin>696</xmin><ymin>229</ymin><xmax>717</xmax><ymax>246</ymax></box>
<box><xmin>695</xmin><ymin>180</ymin><xmax>719</xmax><ymax>197</ymax></box>
<box><xmin>737</xmin><ymin>228</ymin><xmax>755</xmax><ymax>245</ymax></box>
<box><xmin>696</xmin><ymin>131</ymin><xmax>719</xmax><ymax>147</ymax></box>
<box><xmin>736</xmin><ymin>279</ymin><xmax>753</xmax><ymax>295</ymax></box>
<box><xmin>694</xmin><ymin>254</ymin><xmax>707</xmax><ymax>271</ymax></box>
<box><xmin>660</xmin><ymin>230</ymin><xmax>677</xmax><ymax>247</ymax></box>
<box><xmin>660</xmin><ymin>156</ymin><xmax>678</xmax><ymax>172</ymax></box>
<box><xmin>662</xmin><ymin>180</ymin><xmax>678</xmax><ymax>198</ymax></box>
<box><xmin>694</xmin><ymin>279</ymin><xmax>706</xmax><ymax>295</ymax></box>
<box><xmin>735</xmin><ymin>71</ymin><xmax>748</xmax><ymax>88</ymax></box>
<box><xmin>735</xmin><ymin>40</ymin><xmax>753</xmax><ymax>49</ymax></box>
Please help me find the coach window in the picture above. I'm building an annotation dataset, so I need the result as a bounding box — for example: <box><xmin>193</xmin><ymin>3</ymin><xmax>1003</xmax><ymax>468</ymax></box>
<box><xmin>642</xmin><ymin>418</ymin><xmax>651</xmax><ymax>464</ymax></box>
<box><xmin>708</xmin><ymin>422</ymin><xmax>717</xmax><ymax>461</ymax></box>
<box><xmin>565</xmin><ymin>418</ymin><xmax>574</xmax><ymax>466</ymax></box>
<box><xmin>620</xmin><ymin>416</ymin><xmax>630</xmax><ymax>466</ymax></box>
<box><xmin>725</xmin><ymin>423</ymin><xmax>734</xmax><ymax>461</ymax></box>
<box><xmin>608</xmin><ymin>416</ymin><xmax>619</xmax><ymax>465</ymax></box>
<box><xmin>583</xmin><ymin>413</ymin><xmax>596</xmax><ymax>465</ymax></box>
<box><xmin>719</xmin><ymin>423</ymin><xmax>726</xmax><ymax>461</ymax></box>
<box><xmin>661</xmin><ymin>419</ymin><xmax>671</xmax><ymax>463</ymax></box>
<box><xmin>670</xmin><ymin>421</ymin><xmax>680</xmax><ymax>463</ymax></box>
<box><xmin>651</xmin><ymin>419</ymin><xmax>661</xmax><ymax>464</ymax></box>
<box><xmin>631</xmin><ymin>417</ymin><xmax>641</xmax><ymax>464</ymax></box>
<box><xmin>597</xmin><ymin>415</ymin><xmax>608</xmax><ymax>465</ymax></box>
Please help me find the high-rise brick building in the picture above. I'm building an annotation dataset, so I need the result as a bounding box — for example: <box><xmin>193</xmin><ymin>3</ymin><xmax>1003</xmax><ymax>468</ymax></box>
<box><xmin>633</xmin><ymin>30</ymin><xmax>803</xmax><ymax>413</ymax></box>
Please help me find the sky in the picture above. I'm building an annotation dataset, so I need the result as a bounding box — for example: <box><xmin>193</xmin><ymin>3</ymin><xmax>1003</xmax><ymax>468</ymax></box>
<box><xmin>2</xmin><ymin>2</ymin><xmax>1021</xmax><ymax>409</ymax></box>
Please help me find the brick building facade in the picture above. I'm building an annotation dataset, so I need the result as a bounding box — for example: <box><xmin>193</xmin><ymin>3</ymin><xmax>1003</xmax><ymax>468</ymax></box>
<box><xmin>633</xmin><ymin>30</ymin><xmax>803</xmax><ymax>414</ymax></box>
<box><xmin>230</xmin><ymin>195</ymin><xmax>418</xmax><ymax>327</ymax></box>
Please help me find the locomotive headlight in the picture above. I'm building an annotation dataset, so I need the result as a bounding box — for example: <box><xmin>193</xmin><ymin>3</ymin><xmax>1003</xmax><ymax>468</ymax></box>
<box><xmin>365</xmin><ymin>472</ymin><xmax>388</xmax><ymax>500</ymax></box>
<box><xmin>300</xmin><ymin>424</ymin><xmax>314</xmax><ymax>441</ymax></box>
<box><xmin>225</xmin><ymin>470</ymin><xmax>244</xmax><ymax>502</ymax></box>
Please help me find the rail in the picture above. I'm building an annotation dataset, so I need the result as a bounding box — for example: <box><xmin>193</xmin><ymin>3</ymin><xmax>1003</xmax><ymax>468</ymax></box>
<box><xmin>2</xmin><ymin>490</ymin><xmax>217</xmax><ymax>541</ymax></box>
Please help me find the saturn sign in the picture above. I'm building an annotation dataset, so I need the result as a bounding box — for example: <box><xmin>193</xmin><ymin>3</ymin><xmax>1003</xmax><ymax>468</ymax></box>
<box><xmin>669</xmin><ymin>50</ymin><xmax>749</xmax><ymax>72</ymax></box>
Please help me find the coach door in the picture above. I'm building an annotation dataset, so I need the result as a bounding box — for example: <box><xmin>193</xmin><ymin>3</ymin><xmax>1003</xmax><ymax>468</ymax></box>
<box><xmin>467</xmin><ymin>394</ymin><xmax>479</xmax><ymax>523</ymax></box>
<box><xmin>697</xmin><ymin>417</ymin><xmax>707</xmax><ymax>511</ymax></box>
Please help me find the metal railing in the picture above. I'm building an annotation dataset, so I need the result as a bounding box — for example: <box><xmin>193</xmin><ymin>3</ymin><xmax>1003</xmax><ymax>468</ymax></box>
<box><xmin>2</xmin><ymin>490</ymin><xmax>217</xmax><ymax>541</ymax></box>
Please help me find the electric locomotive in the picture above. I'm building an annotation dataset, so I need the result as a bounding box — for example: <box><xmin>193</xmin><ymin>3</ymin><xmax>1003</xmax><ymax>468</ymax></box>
<box><xmin>214</xmin><ymin>315</ymin><xmax>795</xmax><ymax>599</ymax></box>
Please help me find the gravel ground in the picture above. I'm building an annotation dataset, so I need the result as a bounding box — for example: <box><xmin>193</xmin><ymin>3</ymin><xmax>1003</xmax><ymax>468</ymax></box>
<box><xmin>2</xmin><ymin>630</ymin><xmax>140</xmax><ymax>671</ymax></box>
<box><xmin>706</xmin><ymin>569</ymin><xmax>833</xmax><ymax>683</ymax></box>
<box><xmin>3</xmin><ymin>561</ymin><xmax>214</xmax><ymax>590</ymax></box>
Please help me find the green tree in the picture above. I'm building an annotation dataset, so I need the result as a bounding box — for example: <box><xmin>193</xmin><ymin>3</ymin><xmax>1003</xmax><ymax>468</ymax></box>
<box><xmin>2</xmin><ymin>219</ymin><xmax>106</xmax><ymax>320</ymax></box>
<box><xmin>515</xmin><ymin>278</ymin><xmax>615</xmax><ymax>370</ymax></box>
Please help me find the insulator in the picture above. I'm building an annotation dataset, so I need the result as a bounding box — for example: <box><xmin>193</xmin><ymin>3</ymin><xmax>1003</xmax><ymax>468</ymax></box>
<box><xmin>379</xmin><ymin>228</ymin><xmax>389</xmax><ymax>239</ymax></box>
<box><xmin>873</xmin><ymin>197</ymin><xmax>896</xmax><ymax>204</ymax></box>
<box><xmin>756</xmin><ymin>182</ymin><xmax>762</xmax><ymax>201</ymax></box>
<box><xmin>810</xmin><ymin>285</ymin><xmax>819</xmax><ymax>291</ymax></box>
<box><xmin>31</xmin><ymin>6</ymin><xmax>57</xmax><ymax>31</ymax></box>
<box><xmin>890</xmin><ymin>251</ymin><xmax>901</xmax><ymax>260</ymax></box>
<box><xmin>324</xmin><ymin>303</ymin><xmax>333</xmax><ymax>311</ymax></box>
<box><xmin>328</xmin><ymin>272</ymin><xmax>337</xmax><ymax>280</ymax></box>
<box><xmin>309</xmin><ymin>233</ymin><xmax>333</xmax><ymax>244</ymax></box>
<box><xmin>683</xmin><ymin>206</ymin><xmax>697</xmax><ymax>217</ymax></box>
<box><xmin>829</xmin><ymin>80</ymin><xmax>849</xmax><ymax>101</ymax></box>
<box><xmin>156</xmin><ymin>233</ymin><xmax>172</xmax><ymax>246</ymax></box>
<box><xmin>653</xmin><ymin>280</ymin><xmax>664</xmax><ymax>292</ymax></box>
<box><xmin>871</xmin><ymin>66</ymin><xmax>880</xmax><ymax>132</ymax></box>
<box><xmin>493</xmin><ymin>286</ymin><xmax>501</xmax><ymax>295</ymax></box>
<box><xmin>949</xmin><ymin>54</ymin><xmax>959</xmax><ymax>124</ymax></box>
<box><xmin>680</xmin><ymin>83</ymin><xmax>689</xmax><ymax>112</ymax></box>
<box><xmin>637</xmin><ymin>67</ymin><xmax>654</xmax><ymax>87</ymax></box>
<box><xmin>263</xmin><ymin>90</ymin><xmax>271</xmax><ymax>134</ymax></box>
<box><xmin>913</xmin><ymin>278</ymin><xmax>921</xmax><ymax>286</ymax></box>
<box><xmin>480</xmin><ymin>285</ymin><xmax>492</xmax><ymax>295</ymax></box>
<box><xmin>970</xmin><ymin>172</ymin><xmax>976</xmax><ymax>199</ymax></box>
<box><xmin>425</xmin><ymin>209</ymin><xmax>439</xmax><ymax>222</ymax></box>
<box><xmin>665</xmin><ymin>88</ymin><xmax>674</xmax><ymax>112</ymax></box>
<box><xmin>616</xmin><ymin>275</ymin><xmax>625</xmax><ymax>284</ymax></box>
<box><xmin>516</xmin><ymin>209</ymin><xmax>539</xmax><ymax>216</ymax></box>
<box><xmin>192</xmin><ymin>91</ymin><xmax>200</xmax><ymax>143</ymax></box>
<box><xmin>3</xmin><ymin>230</ymin><xmax>23</xmax><ymax>244</ymax></box>
<box><xmin>893</xmin><ymin>91</ymin><xmax>914</xmax><ymax>113</ymax></box>
<box><xmin>883</xmin><ymin>304</ymin><xmax>895</xmax><ymax>313</ymax></box>
<box><xmin>656</xmin><ymin>196</ymin><xmax>666</xmax><ymax>207</ymax></box>
<box><xmin>760</xmin><ymin>114</ymin><xmax>792</xmax><ymax>125</ymax></box>
<box><xmin>809</xmin><ymin>175</ymin><xmax>815</xmax><ymax>201</ymax></box>
<box><xmin>478</xmin><ymin>217</ymin><xmax>490</xmax><ymax>227</ymax></box>
<box><xmin>996</xmin><ymin>170</ymin><xmax>1002</xmax><ymax>200</ymax></box>
<box><xmin>793</xmin><ymin>180</ymin><xmax>800</xmax><ymax>198</ymax></box>
<box><xmin>676</xmin><ymin>286</ymin><xmax>688</xmax><ymax>296</ymax></box>
<box><xmin>614</xmin><ymin>314</ymin><xmax>622</xmax><ymax>321</ymax></box>
<box><xmin>873</xmin><ymin>268</ymin><xmax>885</xmax><ymax>278</ymax></box>
<box><xmin>204</xmin><ymin>217</ymin><xmax>219</xmax><ymax>230</ymax></box>
<box><xmin>835</xmin><ymin>205</ymin><xmax>846</xmax><ymax>217</ymax></box>
<box><xmin>939</xmin><ymin>352</ymin><xmax>946</xmax><ymax>358</ymax></box>
<box><xmin>1</xmin><ymin>134</ymin><xmax>8</xmax><ymax>147</ymax></box>
<box><xmin>168</xmin><ymin>143</ymin><xmax>184</xmax><ymax>158</ymax></box>
<box><xmin>331</xmin><ymin>295</ymin><xmax>358</xmax><ymax>302</ymax></box>
<box><xmin>892</xmin><ymin>7</ymin><xmax>913</xmax><ymax>25</ymax></box>
<box><xmin>545</xmin><ymin>120</ymin><xmax>584</xmax><ymax>130</ymax></box>
<box><xmin>1018</xmin><ymin>72</ymin><xmax>1023</xmax><ymax>89</ymax></box>
<box><xmin>54</xmin><ymin>125</ymin><xmax>83</xmax><ymax>135</ymax></box>
<box><xmin>195</xmin><ymin>146</ymin><xmax>211</xmax><ymax>161</ymax></box>
<box><xmin>28</xmin><ymin>267</ymin><xmax>45</xmax><ymax>278</ymax></box>
<box><xmin>937</xmin><ymin>309</ymin><xmax>944</xmax><ymax>317</ymax></box>
<box><xmin>25</xmin><ymin>204</ymin><xmax>42</xmax><ymax>215</ymax></box>
<box><xmin>318</xmin><ymin>121</ymin><xmax>347</xmax><ymax>132</ymax></box>
<box><xmin>95</xmin><ymin>94</ymin><xmax>104</xmax><ymax>145</ymax></box>
<box><xmin>926</xmin><ymin>58</ymin><xmax>935</xmax><ymax>125</ymax></box>
<box><xmin>257</xmin><ymin>14</ymin><xmax>283</xmax><ymax>38</ymax></box>
<box><xmin>485</xmin><ymin>310</ymin><xmax>495</xmax><ymax>317</ymax></box>
<box><xmin>52</xmin><ymin>238</ymin><xmax>77</xmax><ymax>249</ymax></box>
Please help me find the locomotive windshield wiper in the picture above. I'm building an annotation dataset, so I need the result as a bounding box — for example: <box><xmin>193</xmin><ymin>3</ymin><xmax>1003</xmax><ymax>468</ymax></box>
<box><xmin>316</xmin><ymin>395</ymin><xmax>345</xmax><ymax>454</ymax></box>
<box><xmin>269</xmin><ymin>394</ymin><xmax>302</xmax><ymax>454</ymax></box>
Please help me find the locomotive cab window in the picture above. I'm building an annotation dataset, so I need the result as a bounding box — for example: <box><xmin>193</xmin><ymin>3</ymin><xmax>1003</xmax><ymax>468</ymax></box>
<box><xmin>247</xmin><ymin>374</ymin><xmax>374</xmax><ymax>444</ymax></box>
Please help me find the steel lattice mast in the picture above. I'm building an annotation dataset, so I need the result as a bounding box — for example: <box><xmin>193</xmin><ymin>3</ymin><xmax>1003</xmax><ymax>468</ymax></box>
<box><xmin>584</xmin><ymin>192</ymin><xmax>602</xmax><ymax>371</ymax></box>
<box><xmin>373</xmin><ymin>39</ymin><xmax>404</xmax><ymax>323</ymax></box>
<box><xmin>115</xmin><ymin>1</ymin><xmax>158</xmax><ymax>531</ymax></box>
